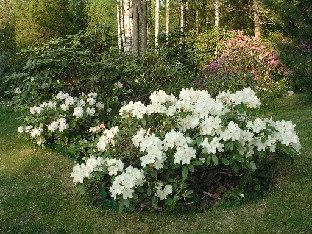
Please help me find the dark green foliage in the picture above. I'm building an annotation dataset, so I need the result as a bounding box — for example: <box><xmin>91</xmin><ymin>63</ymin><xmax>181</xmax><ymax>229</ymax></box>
<box><xmin>275</xmin><ymin>39</ymin><xmax>312</xmax><ymax>102</ymax></box>
<box><xmin>7</xmin><ymin>26</ymin><xmax>195</xmax><ymax>112</ymax></box>
<box><xmin>14</xmin><ymin>0</ymin><xmax>88</xmax><ymax>49</ymax></box>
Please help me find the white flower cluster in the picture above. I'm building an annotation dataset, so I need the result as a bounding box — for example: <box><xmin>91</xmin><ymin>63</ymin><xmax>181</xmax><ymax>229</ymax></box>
<box><xmin>47</xmin><ymin>118</ymin><xmax>68</xmax><ymax>132</ymax></box>
<box><xmin>19</xmin><ymin>91</ymin><xmax>106</xmax><ymax>145</ymax></box>
<box><xmin>120</xmin><ymin>87</ymin><xmax>259</xmax><ymax>121</ymax></box>
<box><xmin>54</xmin><ymin>91</ymin><xmax>103</xmax><ymax>118</ymax></box>
<box><xmin>96</xmin><ymin>126</ymin><xmax>119</xmax><ymax>151</ymax></box>
<box><xmin>17</xmin><ymin>125</ymin><xmax>45</xmax><ymax>145</ymax></box>
<box><xmin>121</xmin><ymin>88</ymin><xmax>300</xmax><ymax>169</ymax></box>
<box><xmin>71</xmin><ymin>156</ymin><xmax>105</xmax><ymax>183</ymax></box>
<box><xmin>109</xmin><ymin>166</ymin><xmax>145</xmax><ymax>199</ymax></box>
<box><xmin>71</xmin><ymin>156</ymin><xmax>124</xmax><ymax>184</ymax></box>
<box><xmin>155</xmin><ymin>183</ymin><xmax>173</xmax><ymax>200</ymax></box>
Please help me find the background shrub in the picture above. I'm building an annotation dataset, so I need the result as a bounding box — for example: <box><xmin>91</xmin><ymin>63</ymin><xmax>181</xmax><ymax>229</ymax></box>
<box><xmin>193</xmin><ymin>30</ymin><xmax>289</xmax><ymax>105</ymax></box>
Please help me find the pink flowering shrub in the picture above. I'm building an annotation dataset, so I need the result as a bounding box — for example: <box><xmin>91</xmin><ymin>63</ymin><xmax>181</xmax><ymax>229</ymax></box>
<box><xmin>201</xmin><ymin>30</ymin><xmax>289</xmax><ymax>104</ymax></box>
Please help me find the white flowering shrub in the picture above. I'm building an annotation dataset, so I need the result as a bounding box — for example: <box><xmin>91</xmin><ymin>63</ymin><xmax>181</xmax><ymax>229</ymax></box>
<box><xmin>71</xmin><ymin>87</ymin><xmax>301</xmax><ymax>210</ymax></box>
<box><xmin>17</xmin><ymin>91</ymin><xmax>110</xmax><ymax>160</ymax></box>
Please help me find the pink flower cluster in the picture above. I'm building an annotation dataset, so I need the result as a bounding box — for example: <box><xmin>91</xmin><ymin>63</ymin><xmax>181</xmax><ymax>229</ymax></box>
<box><xmin>204</xmin><ymin>30</ymin><xmax>289</xmax><ymax>89</ymax></box>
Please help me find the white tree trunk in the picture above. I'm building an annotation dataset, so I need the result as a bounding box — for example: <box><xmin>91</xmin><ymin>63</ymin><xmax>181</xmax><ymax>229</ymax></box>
<box><xmin>132</xmin><ymin>0</ymin><xmax>140</xmax><ymax>55</ymax></box>
<box><xmin>253</xmin><ymin>0</ymin><xmax>261</xmax><ymax>39</ymax></box>
<box><xmin>123</xmin><ymin>0</ymin><xmax>132</xmax><ymax>54</ymax></box>
<box><xmin>180</xmin><ymin>1</ymin><xmax>185</xmax><ymax>33</ymax></box>
<box><xmin>117</xmin><ymin>0</ymin><xmax>122</xmax><ymax>52</ymax></box>
<box><xmin>155</xmin><ymin>0</ymin><xmax>160</xmax><ymax>47</ymax></box>
<box><xmin>214</xmin><ymin>0</ymin><xmax>220</xmax><ymax>28</ymax></box>
<box><xmin>165</xmin><ymin>0</ymin><xmax>170</xmax><ymax>41</ymax></box>
<box><xmin>141</xmin><ymin>0</ymin><xmax>147</xmax><ymax>54</ymax></box>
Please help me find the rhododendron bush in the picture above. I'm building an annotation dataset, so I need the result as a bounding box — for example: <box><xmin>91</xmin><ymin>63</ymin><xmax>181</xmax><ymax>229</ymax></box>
<box><xmin>201</xmin><ymin>30</ymin><xmax>289</xmax><ymax>104</ymax></box>
<box><xmin>71</xmin><ymin>88</ymin><xmax>300</xmax><ymax>210</ymax></box>
<box><xmin>17</xmin><ymin>91</ymin><xmax>109</xmax><ymax>160</ymax></box>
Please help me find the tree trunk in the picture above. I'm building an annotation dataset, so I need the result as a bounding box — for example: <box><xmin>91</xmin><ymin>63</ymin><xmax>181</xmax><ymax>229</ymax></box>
<box><xmin>195</xmin><ymin>0</ymin><xmax>199</xmax><ymax>34</ymax></box>
<box><xmin>116</xmin><ymin>0</ymin><xmax>122</xmax><ymax>52</ymax></box>
<box><xmin>165</xmin><ymin>0</ymin><xmax>170</xmax><ymax>41</ymax></box>
<box><xmin>132</xmin><ymin>0</ymin><xmax>140</xmax><ymax>55</ymax></box>
<box><xmin>122</xmin><ymin>0</ymin><xmax>132</xmax><ymax>54</ymax></box>
<box><xmin>180</xmin><ymin>0</ymin><xmax>186</xmax><ymax>43</ymax></box>
<box><xmin>141</xmin><ymin>0</ymin><xmax>147</xmax><ymax>55</ymax></box>
<box><xmin>253</xmin><ymin>0</ymin><xmax>261</xmax><ymax>39</ymax></box>
<box><xmin>214</xmin><ymin>0</ymin><xmax>220</xmax><ymax>28</ymax></box>
<box><xmin>155</xmin><ymin>0</ymin><xmax>160</xmax><ymax>47</ymax></box>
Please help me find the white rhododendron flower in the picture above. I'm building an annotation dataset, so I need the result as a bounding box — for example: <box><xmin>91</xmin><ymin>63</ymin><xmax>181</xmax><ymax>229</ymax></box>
<box><xmin>47</xmin><ymin>121</ymin><xmax>59</xmax><ymax>132</ymax></box>
<box><xmin>29</xmin><ymin>106</ymin><xmax>43</xmax><ymax>115</ymax></box>
<box><xmin>73</xmin><ymin>106</ymin><xmax>84</xmax><ymax>118</ymax></box>
<box><xmin>56</xmin><ymin>91</ymin><xmax>69</xmax><ymax>100</ymax></box>
<box><xmin>88</xmin><ymin>92</ymin><xmax>98</xmax><ymax>98</ymax></box>
<box><xmin>87</xmin><ymin>97</ymin><xmax>95</xmax><ymax>105</ymax></box>
<box><xmin>17</xmin><ymin>126</ymin><xmax>24</xmax><ymax>133</ymax></box>
<box><xmin>30</xmin><ymin>127</ymin><xmax>42</xmax><ymax>138</ymax></box>
<box><xmin>77</xmin><ymin>99</ymin><xmax>86</xmax><ymax>107</ymax></box>
<box><xmin>104</xmin><ymin>158</ymin><xmax>124</xmax><ymax>176</ymax></box>
<box><xmin>119</xmin><ymin>101</ymin><xmax>147</xmax><ymax>118</ymax></box>
<box><xmin>86</xmin><ymin>107</ymin><xmax>95</xmax><ymax>116</ymax></box>
<box><xmin>155</xmin><ymin>183</ymin><xmax>173</xmax><ymax>200</ymax></box>
<box><xmin>201</xmin><ymin>137</ymin><xmax>224</xmax><ymax>154</ymax></box>
<box><xmin>96</xmin><ymin>102</ymin><xmax>105</xmax><ymax>109</ymax></box>
<box><xmin>114</xmin><ymin>81</ymin><xmax>123</xmax><ymax>89</ymax></box>
<box><xmin>70</xmin><ymin>156</ymin><xmax>105</xmax><ymax>184</ymax></box>
<box><xmin>58</xmin><ymin>118</ymin><xmax>68</xmax><ymax>132</ymax></box>
<box><xmin>60</xmin><ymin>103</ymin><xmax>69</xmax><ymax>111</ymax></box>
<box><xmin>65</xmin><ymin>96</ymin><xmax>75</xmax><ymax>106</ymax></box>
<box><xmin>109</xmin><ymin>166</ymin><xmax>145</xmax><ymax>199</ymax></box>
<box><xmin>97</xmin><ymin>126</ymin><xmax>119</xmax><ymax>151</ymax></box>
<box><xmin>25</xmin><ymin>125</ymin><xmax>33</xmax><ymax>133</ymax></box>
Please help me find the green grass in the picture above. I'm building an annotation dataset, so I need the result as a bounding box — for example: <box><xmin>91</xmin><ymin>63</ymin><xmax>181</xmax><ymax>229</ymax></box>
<box><xmin>1</xmin><ymin>96</ymin><xmax>311</xmax><ymax>234</ymax></box>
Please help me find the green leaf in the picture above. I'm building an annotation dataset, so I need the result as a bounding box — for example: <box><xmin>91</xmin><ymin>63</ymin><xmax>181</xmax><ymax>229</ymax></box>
<box><xmin>192</xmin><ymin>160</ymin><xmax>203</xmax><ymax>166</ymax></box>
<box><xmin>212</xmin><ymin>155</ymin><xmax>219</xmax><ymax>166</ymax></box>
<box><xmin>123</xmin><ymin>199</ymin><xmax>130</xmax><ymax>208</ymax></box>
<box><xmin>206</xmin><ymin>155</ymin><xmax>212</xmax><ymax>166</ymax></box>
<box><xmin>195</xmin><ymin>136</ymin><xmax>203</xmax><ymax>146</ymax></box>
<box><xmin>182</xmin><ymin>166</ymin><xmax>188</xmax><ymax>181</ymax></box>
<box><xmin>77</xmin><ymin>184</ymin><xmax>85</xmax><ymax>195</ymax></box>
<box><xmin>147</xmin><ymin>188</ymin><xmax>152</xmax><ymax>196</ymax></box>
<box><xmin>151</xmin><ymin>170</ymin><xmax>157</xmax><ymax>178</ymax></box>
<box><xmin>237</xmin><ymin>157</ymin><xmax>245</xmax><ymax>163</ymax></box>
<box><xmin>221</xmin><ymin>158</ymin><xmax>230</xmax><ymax>165</ymax></box>
<box><xmin>152</xmin><ymin>196</ymin><xmax>158</xmax><ymax>209</ymax></box>
<box><xmin>165</xmin><ymin>197</ymin><xmax>173</xmax><ymax>206</ymax></box>
<box><xmin>188</xmin><ymin>164</ymin><xmax>195</xmax><ymax>172</ymax></box>
<box><xmin>141</xmin><ymin>119</ymin><xmax>146</xmax><ymax>127</ymax></box>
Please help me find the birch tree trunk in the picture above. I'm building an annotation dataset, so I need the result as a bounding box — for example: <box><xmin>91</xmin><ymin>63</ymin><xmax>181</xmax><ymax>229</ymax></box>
<box><xmin>195</xmin><ymin>0</ymin><xmax>199</xmax><ymax>34</ymax></box>
<box><xmin>155</xmin><ymin>0</ymin><xmax>160</xmax><ymax>47</ymax></box>
<box><xmin>214</xmin><ymin>0</ymin><xmax>220</xmax><ymax>28</ymax></box>
<box><xmin>165</xmin><ymin>0</ymin><xmax>170</xmax><ymax>41</ymax></box>
<box><xmin>180</xmin><ymin>0</ymin><xmax>186</xmax><ymax>43</ymax></box>
<box><xmin>123</xmin><ymin>0</ymin><xmax>132</xmax><ymax>54</ymax></box>
<box><xmin>180</xmin><ymin>0</ymin><xmax>185</xmax><ymax>32</ymax></box>
<box><xmin>141</xmin><ymin>0</ymin><xmax>147</xmax><ymax>55</ymax></box>
<box><xmin>253</xmin><ymin>0</ymin><xmax>261</xmax><ymax>39</ymax></box>
<box><xmin>117</xmin><ymin>0</ymin><xmax>122</xmax><ymax>52</ymax></box>
<box><xmin>132</xmin><ymin>0</ymin><xmax>140</xmax><ymax>55</ymax></box>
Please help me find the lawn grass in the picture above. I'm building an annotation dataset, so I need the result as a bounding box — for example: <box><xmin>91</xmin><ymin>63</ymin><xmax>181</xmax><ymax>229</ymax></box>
<box><xmin>0</xmin><ymin>96</ymin><xmax>311</xmax><ymax>234</ymax></box>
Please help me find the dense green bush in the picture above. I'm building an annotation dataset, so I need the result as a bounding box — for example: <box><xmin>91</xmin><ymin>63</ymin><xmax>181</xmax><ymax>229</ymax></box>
<box><xmin>276</xmin><ymin>39</ymin><xmax>312</xmax><ymax>101</ymax></box>
<box><xmin>7</xmin><ymin>28</ymin><xmax>194</xmax><ymax>112</ymax></box>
